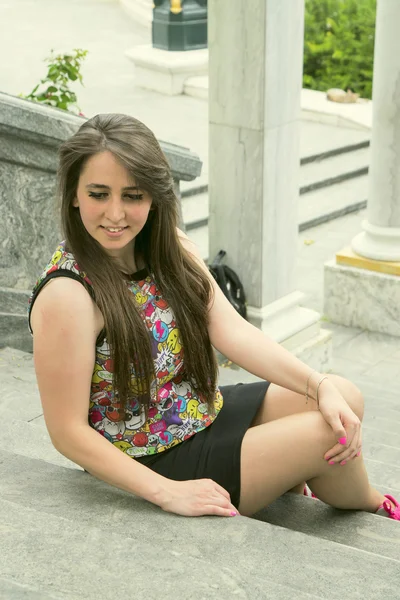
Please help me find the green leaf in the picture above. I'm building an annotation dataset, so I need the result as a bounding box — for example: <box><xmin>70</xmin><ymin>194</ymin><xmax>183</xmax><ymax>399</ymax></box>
<box><xmin>25</xmin><ymin>47</ymin><xmax>89</xmax><ymax>111</ymax></box>
<box><xmin>29</xmin><ymin>83</ymin><xmax>40</xmax><ymax>95</ymax></box>
<box><xmin>332</xmin><ymin>49</ymin><xmax>343</xmax><ymax>59</ymax></box>
<box><xmin>304</xmin><ymin>0</ymin><xmax>376</xmax><ymax>100</ymax></box>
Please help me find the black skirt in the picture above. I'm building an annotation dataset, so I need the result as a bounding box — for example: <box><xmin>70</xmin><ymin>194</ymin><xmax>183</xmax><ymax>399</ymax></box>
<box><xmin>135</xmin><ymin>381</ymin><xmax>270</xmax><ymax>508</ymax></box>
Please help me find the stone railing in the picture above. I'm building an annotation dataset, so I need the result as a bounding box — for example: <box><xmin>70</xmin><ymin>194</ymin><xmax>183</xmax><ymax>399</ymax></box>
<box><xmin>0</xmin><ymin>92</ymin><xmax>202</xmax><ymax>352</ymax></box>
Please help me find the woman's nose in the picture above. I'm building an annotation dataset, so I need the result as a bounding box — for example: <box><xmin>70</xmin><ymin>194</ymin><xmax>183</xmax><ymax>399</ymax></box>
<box><xmin>105</xmin><ymin>198</ymin><xmax>125</xmax><ymax>223</ymax></box>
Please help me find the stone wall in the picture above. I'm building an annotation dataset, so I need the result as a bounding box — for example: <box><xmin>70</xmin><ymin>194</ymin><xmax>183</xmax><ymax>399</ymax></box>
<box><xmin>0</xmin><ymin>92</ymin><xmax>201</xmax><ymax>351</ymax></box>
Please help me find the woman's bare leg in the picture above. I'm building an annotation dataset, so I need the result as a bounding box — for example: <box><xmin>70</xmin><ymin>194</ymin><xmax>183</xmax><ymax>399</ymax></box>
<box><xmin>251</xmin><ymin>374</ymin><xmax>364</xmax><ymax>427</ymax></box>
<box><xmin>249</xmin><ymin>374</ymin><xmax>364</xmax><ymax>495</ymax></box>
<box><xmin>239</xmin><ymin>409</ymin><xmax>382</xmax><ymax>517</ymax></box>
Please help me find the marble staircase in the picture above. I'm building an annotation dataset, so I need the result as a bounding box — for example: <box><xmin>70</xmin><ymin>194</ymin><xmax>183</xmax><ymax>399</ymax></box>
<box><xmin>181</xmin><ymin>136</ymin><xmax>371</xmax><ymax>261</ymax></box>
<box><xmin>1</xmin><ymin>341</ymin><xmax>399</xmax><ymax>599</ymax></box>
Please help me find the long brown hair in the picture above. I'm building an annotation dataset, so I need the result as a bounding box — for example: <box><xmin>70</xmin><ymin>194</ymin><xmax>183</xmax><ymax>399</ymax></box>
<box><xmin>57</xmin><ymin>113</ymin><xmax>218</xmax><ymax>415</ymax></box>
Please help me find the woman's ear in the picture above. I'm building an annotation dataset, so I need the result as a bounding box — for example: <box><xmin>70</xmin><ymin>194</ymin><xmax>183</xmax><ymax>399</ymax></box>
<box><xmin>72</xmin><ymin>197</ymin><xmax>79</xmax><ymax>208</ymax></box>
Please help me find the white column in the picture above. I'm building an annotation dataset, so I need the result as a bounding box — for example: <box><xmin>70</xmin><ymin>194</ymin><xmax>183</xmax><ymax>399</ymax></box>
<box><xmin>352</xmin><ymin>0</ymin><xmax>400</xmax><ymax>261</ymax></box>
<box><xmin>208</xmin><ymin>0</ymin><xmax>332</xmax><ymax>370</ymax></box>
<box><xmin>324</xmin><ymin>0</ymin><xmax>400</xmax><ymax>336</ymax></box>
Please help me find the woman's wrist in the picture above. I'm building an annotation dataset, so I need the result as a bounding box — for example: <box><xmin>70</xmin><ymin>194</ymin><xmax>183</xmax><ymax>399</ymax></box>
<box><xmin>151</xmin><ymin>476</ymin><xmax>175</xmax><ymax>509</ymax></box>
<box><xmin>306</xmin><ymin>371</ymin><xmax>332</xmax><ymax>404</ymax></box>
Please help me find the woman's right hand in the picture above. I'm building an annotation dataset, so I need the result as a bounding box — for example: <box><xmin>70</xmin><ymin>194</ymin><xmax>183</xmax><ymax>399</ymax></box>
<box><xmin>158</xmin><ymin>478</ymin><xmax>240</xmax><ymax>517</ymax></box>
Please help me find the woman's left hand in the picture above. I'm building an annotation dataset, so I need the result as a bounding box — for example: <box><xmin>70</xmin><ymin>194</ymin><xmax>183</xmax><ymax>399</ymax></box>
<box><xmin>317</xmin><ymin>379</ymin><xmax>362</xmax><ymax>465</ymax></box>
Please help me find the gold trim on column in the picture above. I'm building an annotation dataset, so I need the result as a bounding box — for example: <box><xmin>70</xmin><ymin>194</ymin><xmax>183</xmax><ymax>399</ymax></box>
<box><xmin>170</xmin><ymin>0</ymin><xmax>182</xmax><ymax>14</ymax></box>
<box><xmin>336</xmin><ymin>246</ymin><xmax>400</xmax><ymax>276</ymax></box>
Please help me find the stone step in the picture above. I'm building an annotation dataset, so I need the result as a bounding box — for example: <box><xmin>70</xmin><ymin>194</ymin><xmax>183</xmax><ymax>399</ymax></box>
<box><xmin>182</xmin><ymin>175</ymin><xmax>369</xmax><ymax>259</ymax></box>
<box><xmin>0</xmin><ymin>287</ymin><xmax>31</xmax><ymax>315</ymax></box>
<box><xmin>366</xmin><ymin>442</ymin><xmax>400</xmax><ymax>466</ymax></box>
<box><xmin>185</xmin><ymin>222</ymin><xmax>209</xmax><ymax>260</ymax></box>
<box><xmin>362</xmin><ymin>456</ymin><xmax>400</xmax><ymax>493</ymax></box>
<box><xmin>0</xmin><ymin>418</ymin><xmax>80</xmax><ymax>471</ymax></box>
<box><xmin>0</xmin><ymin>578</ymin><xmax>61</xmax><ymax>600</ymax></box>
<box><xmin>1</xmin><ymin>449</ymin><xmax>399</xmax><ymax>600</ymax></box>
<box><xmin>352</xmin><ymin>379</ymin><xmax>400</xmax><ymax>403</ymax></box>
<box><xmin>180</xmin><ymin>121</ymin><xmax>370</xmax><ymax>198</ymax></box>
<box><xmin>182</xmin><ymin>192</ymin><xmax>208</xmax><ymax>227</ymax></box>
<box><xmin>363</xmin><ymin>425</ymin><xmax>400</xmax><ymax>452</ymax></box>
<box><xmin>363</xmin><ymin>416</ymin><xmax>400</xmax><ymax>438</ymax></box>
<box><xmin>255</xmin><ymin>493</ymin><xmax>400</xmax><ymax>561</ymax></box>
<box><xmin>219</xmin><ymin>362</ymin><xmax>400</xmax><ymax>407</ymax></box>
<box><xmin>180</xmin><ymin>169</ymin><xmax>208</xmax><ymax>198</ymax></box>
<box><xmin>0</xmin><ymin>312</ymin><xmax>32</xmax><ymax>352</ymax></box>
<box><xmin>299</xmin><ymin>145</ymin><xmax>369</xmax><ymax>193</ymax></box>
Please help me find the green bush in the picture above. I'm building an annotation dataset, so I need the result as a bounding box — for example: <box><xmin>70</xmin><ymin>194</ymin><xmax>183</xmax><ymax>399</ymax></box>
<box><xmin>303</xmin><ymin>0</ymin><xmax>376</xmax><ymax>99</ymax></box>
<box><xmin>21</xmin><ymin>49</ymin><xmax>88</xmax><ymax>114</ymax></box>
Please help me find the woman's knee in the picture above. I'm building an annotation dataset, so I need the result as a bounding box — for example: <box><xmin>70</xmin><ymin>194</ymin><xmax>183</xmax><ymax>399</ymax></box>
<box><xmin>239</xmin><ymin>411</ymin><xmax>336</xmax><ymax>515</ymax></box>
<box><xmin>326</xmin><ymin>374</ymin><xmax>364</xmax><ymax>421</ymax></box>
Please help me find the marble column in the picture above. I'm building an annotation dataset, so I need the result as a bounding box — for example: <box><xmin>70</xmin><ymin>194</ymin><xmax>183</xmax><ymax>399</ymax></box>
<box><xmin>324</xmin><ymin>0</ymin><xmax>400</xmax><ymax>336</ymax></box>
<box><xmin>352</xmin><ymin>0</ymin><xmax>400</xmax><ymax>261</ymax></box>
<box><xmin>208</xmin><ymin>0</ymin><xmax>332</xmax><ymax>370</ymax></box>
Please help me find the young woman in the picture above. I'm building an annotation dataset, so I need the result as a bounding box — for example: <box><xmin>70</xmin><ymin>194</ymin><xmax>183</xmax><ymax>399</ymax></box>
<box><xmin>28</xmin><ymin>113</ymin><xmax>399</xmax><ymax>521</ymax></box>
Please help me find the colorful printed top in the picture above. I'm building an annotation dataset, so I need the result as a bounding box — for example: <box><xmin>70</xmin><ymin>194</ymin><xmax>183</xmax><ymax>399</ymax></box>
<box><xmin>27</xmin><ymin>241</ymin><xmax>223</xmax><ymax>457</ymax></box>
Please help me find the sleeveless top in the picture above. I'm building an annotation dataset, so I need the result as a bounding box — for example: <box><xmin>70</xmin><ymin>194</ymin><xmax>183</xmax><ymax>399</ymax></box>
<box><xmin>27</xmin><ymin>241</ymin><xmax>223</xmax><ymax>457</ymax></box>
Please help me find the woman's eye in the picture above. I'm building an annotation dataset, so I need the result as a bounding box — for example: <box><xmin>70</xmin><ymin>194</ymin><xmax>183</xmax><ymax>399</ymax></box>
<box><xmin>88</xmin><ymin>192</ymin><xmax>144</xmax><ymax>201</ymax></box>
<box><xmin>88</xmin><ymin>192</ymin><xmax>107</xmax><ymax>200</ymax></box>
<box><xmin>126</xmin><ymin>193</ymin><xmax>144</xmax><ymax>201</ymax></box>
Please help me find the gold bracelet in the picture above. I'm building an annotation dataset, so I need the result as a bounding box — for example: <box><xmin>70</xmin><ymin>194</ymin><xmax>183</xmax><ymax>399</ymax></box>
<box><xmin>316</xmin><ymin>376</ymin><xmax>329</xmax><ymax>407</ymax></box>
<box><xmin>305</xmin><ymin>370</ymin><xmax>317</xmax><ymax>404</ymax></box>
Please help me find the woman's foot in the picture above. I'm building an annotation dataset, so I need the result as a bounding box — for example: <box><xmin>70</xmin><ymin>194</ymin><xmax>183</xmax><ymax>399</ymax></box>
<box><xmin>303</xmin><ymin>484</ymin><xmax>317</xmax><ymax>499</ymax></box>
<box><xmin>375</xmin><ymin>495</ymin><xmax>400</xmax><ymax>520</ymax></box>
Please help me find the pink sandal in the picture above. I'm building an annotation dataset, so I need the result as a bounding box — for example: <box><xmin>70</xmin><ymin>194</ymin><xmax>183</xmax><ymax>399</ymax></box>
<box><xmin>303</xmin><ymin>484</ymin><xmax>317</xmax><ymax>499</ymax></box>
<box><xmin>376</xmin><ymin>495</ymin><xmax>400</xmax><ymax>521</ymax></box>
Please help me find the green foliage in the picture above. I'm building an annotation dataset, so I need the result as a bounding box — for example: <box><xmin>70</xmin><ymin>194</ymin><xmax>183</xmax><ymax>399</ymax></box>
<box><xmin>303</xmin><ymin>0</ymin><xmax>376</xmax><ymax>99</ymax></box>
<box><xmin>21</xmin><ymin>49</ymin><xmax>88</xmax><ymax>113</ymax></box>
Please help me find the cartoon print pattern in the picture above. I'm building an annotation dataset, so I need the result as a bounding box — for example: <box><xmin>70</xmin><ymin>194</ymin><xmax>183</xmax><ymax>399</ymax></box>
<box><xmin>28</xmin><ymin>241</ymin><xmax>223</xmax><ymax>457</ymax></box>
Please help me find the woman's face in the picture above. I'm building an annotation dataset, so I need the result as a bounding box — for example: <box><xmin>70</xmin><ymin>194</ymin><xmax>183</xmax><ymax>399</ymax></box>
<box><xmin>74</xmin><ymin>151</ymin><xmax>152</xmax><ymax>266</ymax></box>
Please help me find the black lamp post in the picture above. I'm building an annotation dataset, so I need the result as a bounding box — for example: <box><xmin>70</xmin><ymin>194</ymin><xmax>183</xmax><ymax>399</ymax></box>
<box><xmin>153</xmin><ymin>0</ymin><xmax>208</xmax><ymax>51</ymax></box>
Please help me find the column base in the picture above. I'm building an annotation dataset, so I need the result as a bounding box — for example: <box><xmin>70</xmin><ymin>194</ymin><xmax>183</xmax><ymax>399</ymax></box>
<box><xmin>336</xmin><ymin>245</ymin><xmax>400</xmax><ymax>276</ymax></box>
<box><xmin>125</xmin><ymin>45</ymin><xmax>208</xmax><ymax>95</ymax></box>
<box><xmin>324</xmin><ymin>258</ymin><xmax>400</xmax><ymax>336</ymax></box>
<box><xmin>352</xmin><ymin>220</ymin><xmax>400</xmax><ymax>261</ymax></box>
<box><xmin>247</xmin><ymin>291</ymin><xmax>332</xmax><ymax>373</ymax></box>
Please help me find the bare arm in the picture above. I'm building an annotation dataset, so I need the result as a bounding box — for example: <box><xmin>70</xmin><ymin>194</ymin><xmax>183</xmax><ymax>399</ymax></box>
<box><xmin>178</xmin><ymin>229</ymin><xmax>332</xmax><ymax>400</ymax></box>
<box><xmin>30</xmin><ymin>277</ymin><xmax>168</xmax><ymax>505</ymax></box>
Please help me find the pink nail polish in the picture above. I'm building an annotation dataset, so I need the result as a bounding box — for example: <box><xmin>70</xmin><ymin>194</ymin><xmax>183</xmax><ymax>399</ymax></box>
<box><xmin>338</xmin><ymin>437</ymin><xmax>347</xmax><ymax>445</ymax></box>
<box><xmin>357</xmin><ymin>451</ymin><xmax>361</xmax><ymax>457</ymax></box>
<box><xmin>329</xmin><ymin>461</ymin><xmax>335</xmax><ymax>465</ymax></box>
<box><xmin>230</xmin><ymin>511</ymin><xmax>237</xmax><ymax>516</ymax></box>
<box><xmin>340</xmin><ymin>460</ymin><xmax>347</xmax><ymax>466</ymax></box>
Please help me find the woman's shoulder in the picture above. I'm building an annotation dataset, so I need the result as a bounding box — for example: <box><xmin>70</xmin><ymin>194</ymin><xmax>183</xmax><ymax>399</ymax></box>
<box><xmin>28</xmin><ymin>241</ymin><xmax>104</xmax><ymax>338</ymax></box>
<box><xmin>44</xmin><ymin>241</ymin><xmax>92</xmax><ymax>283</ymax></box>
<box><xmin>30</xmin><ymin>241</ymin><xmax>93</xmax><ymax>296</ymax></box>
